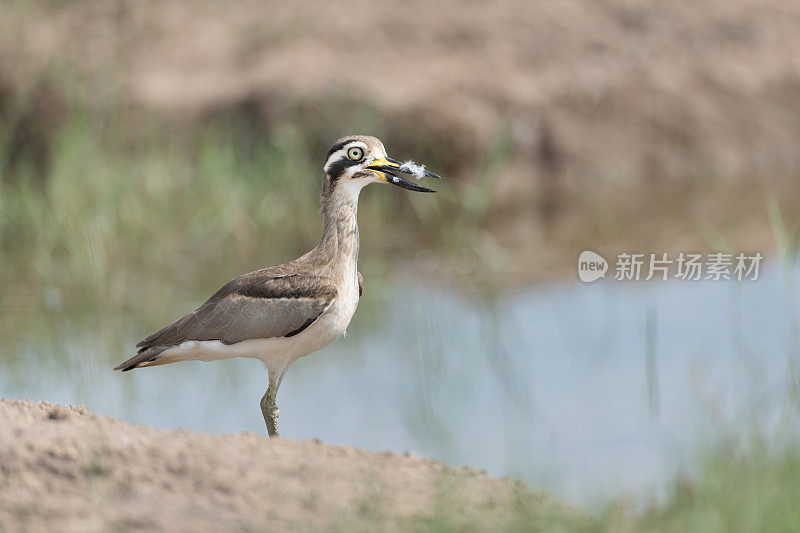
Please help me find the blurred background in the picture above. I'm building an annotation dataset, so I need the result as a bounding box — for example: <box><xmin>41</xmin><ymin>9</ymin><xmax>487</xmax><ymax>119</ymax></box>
<box><xmin>2</xmin><ymin>0</ymin><xmax>800</xmax><ymax>525</ymax></box>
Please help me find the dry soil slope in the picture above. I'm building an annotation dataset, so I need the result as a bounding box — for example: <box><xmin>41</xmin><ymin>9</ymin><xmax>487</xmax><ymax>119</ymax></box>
<box><xmin>0</xmin><ymin>399</ymin><xmax>585</xmax><ymax>531</ymax></box>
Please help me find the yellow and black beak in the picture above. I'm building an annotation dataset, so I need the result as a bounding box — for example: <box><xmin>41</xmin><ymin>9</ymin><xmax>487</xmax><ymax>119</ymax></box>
<box><xmin>365</xmin><ymin>157</ymin><xmax>441</xmax><ymax>193</ymax></box>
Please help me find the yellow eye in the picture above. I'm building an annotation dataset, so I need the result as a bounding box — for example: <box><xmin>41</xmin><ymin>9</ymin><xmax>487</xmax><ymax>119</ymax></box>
<box><xmin>347</xmin><ymin>147</ymin><xmax>364</xmax><ymax>161</ymax></box>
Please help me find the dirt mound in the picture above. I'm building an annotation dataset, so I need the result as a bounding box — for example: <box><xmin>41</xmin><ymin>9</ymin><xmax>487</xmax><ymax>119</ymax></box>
<box><xmin>0</xmin><ymin>399</ymin><xmax>585</xmax><ymax>531</ymax></box>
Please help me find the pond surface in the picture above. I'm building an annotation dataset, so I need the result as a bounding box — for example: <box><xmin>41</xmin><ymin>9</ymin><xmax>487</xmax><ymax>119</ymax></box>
<box><xmin>2</xmin><ymin>263</ymin><xmax>798</xmax><ymax>507</ymax></box>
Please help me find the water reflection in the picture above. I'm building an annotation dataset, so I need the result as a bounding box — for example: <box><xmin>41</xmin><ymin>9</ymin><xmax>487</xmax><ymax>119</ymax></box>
<box><xmin>1</xmin><ymin>264</ymin><xmax>798</xmax><ymax>507</ymax></box>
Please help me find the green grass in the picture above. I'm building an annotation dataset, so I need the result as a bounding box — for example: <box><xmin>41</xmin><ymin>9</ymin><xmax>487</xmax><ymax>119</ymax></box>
<box><xmin>596</xmin><ymin>435</ymin><xmax>800</xmax><ymax>532</ymax></box>
<box><xmin>0</xmin><ymin>113</ymin><xmax>439</xmax><ymax>309</ymax></box>
<box><xmin>403</xmin><ymin>429</ymin><xmax>800</xmax><ymax>532</ymax></box>
<box><xmin>0</xmin><ymin>97</ymin><xmax>519</xmax><ymax>314</ymax></box>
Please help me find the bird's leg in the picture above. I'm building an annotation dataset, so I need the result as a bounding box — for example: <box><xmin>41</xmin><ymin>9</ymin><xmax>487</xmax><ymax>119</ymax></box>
<box><xmin>261</xmin><ymin>366</ymin><xmax>291</xmax><ymax>438</ymax></box>
<box><xmin>260</xmin><ymin>362</ymin><xmax>295</xmax><ymax>438</ymax></box>
<box><xmin>260</xmin><ymin>381</ymin><xmax>280</xmax><ymax>438</ymax></box>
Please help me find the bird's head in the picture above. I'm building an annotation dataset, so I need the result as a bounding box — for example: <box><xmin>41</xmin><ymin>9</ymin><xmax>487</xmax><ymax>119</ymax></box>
<box><xmin>322</xmin><ymin>135</ymin><xmax>440</xmax><ymax>199</ymax></box>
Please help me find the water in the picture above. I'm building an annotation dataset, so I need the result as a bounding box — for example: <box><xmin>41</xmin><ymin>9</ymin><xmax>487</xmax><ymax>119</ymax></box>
<box><xmin>2</xmin><ymin>263</ymin><xmax>799</xmax><ymax>508</ymax></box>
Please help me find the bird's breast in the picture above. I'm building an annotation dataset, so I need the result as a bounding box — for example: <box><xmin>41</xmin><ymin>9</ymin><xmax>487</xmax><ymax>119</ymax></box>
<box><xmin>326</xmin><ymin>263</ymin><xmax>361</xmax><ymax>330</ymax></box>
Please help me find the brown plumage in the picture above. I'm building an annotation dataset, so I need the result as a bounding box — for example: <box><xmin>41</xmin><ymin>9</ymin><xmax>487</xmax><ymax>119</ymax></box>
<box><xmin>114</xmin><ymin>269</ymin><xmax>342</xmax><ymax>371</ymax></box>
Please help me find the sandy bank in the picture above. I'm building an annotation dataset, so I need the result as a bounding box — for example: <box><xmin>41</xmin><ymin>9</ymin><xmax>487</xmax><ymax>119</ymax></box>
<box><xmin>0</xmin><ymin>399</ymin><xmax>585</xmax><ymax>531</ymax></box>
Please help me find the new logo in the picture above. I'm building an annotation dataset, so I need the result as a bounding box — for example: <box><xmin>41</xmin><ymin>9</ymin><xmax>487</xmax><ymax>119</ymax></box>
<box><xmin>578</xmin><ymin>251</ymin><xmax>608</xmax><ymax>283</ymax></box>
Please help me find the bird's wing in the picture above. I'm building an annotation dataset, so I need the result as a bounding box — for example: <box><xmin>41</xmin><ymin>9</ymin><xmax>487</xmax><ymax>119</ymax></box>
<box><xmin>357</xmin><ymin>271</ymin><xmax>364</xmax><ymax>298</ymax></box>
<box><xmin>135</xmin><ymin>272</ymin><xmax>338</xmax><ymax>350</ymax></box>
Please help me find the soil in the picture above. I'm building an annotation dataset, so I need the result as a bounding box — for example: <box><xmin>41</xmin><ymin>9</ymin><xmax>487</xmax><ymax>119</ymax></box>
<box><xmin>4</xmin><ymin>0</ymin><xmax>800</xmax><ymax>186</ymax></box>
<box><xmin>0</xmin><ymin>399</ymin><xmax>586</xmax><ymax>531</ymax></box>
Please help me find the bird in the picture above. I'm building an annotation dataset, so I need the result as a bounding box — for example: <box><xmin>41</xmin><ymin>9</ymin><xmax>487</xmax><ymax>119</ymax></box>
<box><xmin>114</xmin><ymin>135</ymin><xmax>440</xmax><ymax>437</ymax></box>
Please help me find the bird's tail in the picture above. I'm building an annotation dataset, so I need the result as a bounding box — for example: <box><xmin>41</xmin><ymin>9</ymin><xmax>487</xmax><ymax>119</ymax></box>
<box><xmin>114</xmin><ymin>346</ymin><xmax>168</xmax><ymax>371</ymax></box>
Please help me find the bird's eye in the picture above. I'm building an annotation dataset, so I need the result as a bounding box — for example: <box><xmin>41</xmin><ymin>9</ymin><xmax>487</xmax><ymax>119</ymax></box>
<box><xmin>347</xmin><ymin>147</ymin><xmax>364</xmax><ymax>161</ymax></box>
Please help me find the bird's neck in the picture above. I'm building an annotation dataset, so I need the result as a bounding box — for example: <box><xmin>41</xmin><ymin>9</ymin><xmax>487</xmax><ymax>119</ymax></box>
<box><xmin>314</xmin><ymin>184</ymin><xmax>361</xmax><ymax>267</ymax></box>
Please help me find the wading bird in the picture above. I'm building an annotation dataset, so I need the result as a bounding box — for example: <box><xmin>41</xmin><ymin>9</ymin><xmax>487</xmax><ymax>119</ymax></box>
<box><xmin>115</xmin><ymin>136</ymin><xmax>440</xmax><ymax>437</ymax></box>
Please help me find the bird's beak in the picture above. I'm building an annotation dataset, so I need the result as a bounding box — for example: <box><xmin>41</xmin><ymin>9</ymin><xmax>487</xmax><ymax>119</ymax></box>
<box><xmin>365</xmin><ymin>157</ymin><xmax>441</xmax><ymax>193</ymax></box>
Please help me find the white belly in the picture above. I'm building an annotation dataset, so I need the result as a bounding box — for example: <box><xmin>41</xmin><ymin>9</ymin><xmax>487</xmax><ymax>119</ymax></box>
<box><xmin>155</xmin><ymin>268</ymin><xmax>361</xmax><ymax>377</ymax></box>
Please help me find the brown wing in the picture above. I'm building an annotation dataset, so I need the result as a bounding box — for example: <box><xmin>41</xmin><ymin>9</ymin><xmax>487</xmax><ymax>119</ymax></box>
<box><xmin>357</xmin><ymin>271</ymin><xmax>364</xmax><ymax>298</ymax></box>
<box><xmin>136</xmin><ymin>272</ymin><xmax>337</xmax><ymax>351</ymax></box>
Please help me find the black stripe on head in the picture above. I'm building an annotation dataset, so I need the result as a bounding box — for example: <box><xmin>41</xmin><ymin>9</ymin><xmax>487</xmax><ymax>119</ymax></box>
<box><xmin>325</xmin><ymin>138</ymin><xmax>356</xmax><ymax>161</ymax></box>
<box><xmin>326</xmin><ymin>156</ymin><xmax>361</xmax><ymax>181</ymax></box>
